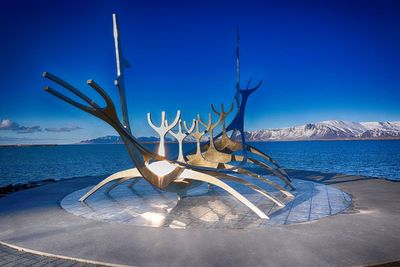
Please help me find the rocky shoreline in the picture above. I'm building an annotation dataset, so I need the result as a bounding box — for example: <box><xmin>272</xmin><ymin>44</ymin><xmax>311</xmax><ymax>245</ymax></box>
<box><xmin>0</xmin><ymin>179</ymin><xmax>57</xmax><ymax>197</ymax></box>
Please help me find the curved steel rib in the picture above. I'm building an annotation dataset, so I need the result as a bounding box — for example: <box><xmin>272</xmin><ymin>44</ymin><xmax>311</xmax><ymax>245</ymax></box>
<box><xmin>179</xmin><ymin>169</ymin><xmax>269</xmax><ymax>219</ymax></box>
<box><xmin>80</xmin><ymin>168</ymin><xmax>142</xmax><ymax>201</ymax></box>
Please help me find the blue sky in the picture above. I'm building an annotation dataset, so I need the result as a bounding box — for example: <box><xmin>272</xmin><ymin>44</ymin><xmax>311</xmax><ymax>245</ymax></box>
<box><xmin>1</xmin><ymin>0</ymin><xmax>400</xmax><ymax>144</ymax></box>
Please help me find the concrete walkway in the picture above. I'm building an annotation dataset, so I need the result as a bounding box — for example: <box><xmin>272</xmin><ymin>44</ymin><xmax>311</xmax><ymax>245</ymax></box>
<box><xmin>0</xmin><ymin>170</ymin><xmax>399</xmax><ymax>266</ymax></box>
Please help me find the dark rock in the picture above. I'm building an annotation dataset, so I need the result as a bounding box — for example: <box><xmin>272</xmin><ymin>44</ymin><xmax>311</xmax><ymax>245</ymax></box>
<box><xmin>0</xmin><ymin>178</ymin><xmax>57</xmax><ymax>198</ymax></box>
<box><xmin>0</xmin><ymin>185</ymin><xmax>13</xmax><ymax>194</ymax></box>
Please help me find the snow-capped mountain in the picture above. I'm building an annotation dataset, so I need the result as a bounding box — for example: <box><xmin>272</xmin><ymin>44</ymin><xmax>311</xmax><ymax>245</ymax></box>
<box><xmin>244</xmin><ymin>120</ymin><xmax>400</xmax><ymax>141</ymax></box>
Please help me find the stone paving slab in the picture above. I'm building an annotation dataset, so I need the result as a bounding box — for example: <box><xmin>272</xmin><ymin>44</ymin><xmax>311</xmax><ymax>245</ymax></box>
<box><xmin>0</xmin><ymin>242</ymin><xmax>108</xmax><ymax>267</ymax></box>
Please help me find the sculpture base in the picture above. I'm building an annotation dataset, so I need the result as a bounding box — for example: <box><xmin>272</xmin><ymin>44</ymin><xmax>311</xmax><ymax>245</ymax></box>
<box><xmin>61</xmin><ymin>175</ymin><xmax>351</xmax><ymax>229</ymax></box>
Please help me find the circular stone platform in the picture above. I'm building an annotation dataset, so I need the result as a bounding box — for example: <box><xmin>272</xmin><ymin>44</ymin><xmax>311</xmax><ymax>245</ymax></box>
<box><xmin>61</xmin><ymin>176</ymin><xmax>351</xmax><ymax>229</ymax></box>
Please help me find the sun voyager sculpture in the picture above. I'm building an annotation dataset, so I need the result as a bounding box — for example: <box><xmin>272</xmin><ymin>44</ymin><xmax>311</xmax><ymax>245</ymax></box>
<box><xmin>43</xmin><ymin>14</ymin><xmax>296</xmax><ymax>219</ymax></box>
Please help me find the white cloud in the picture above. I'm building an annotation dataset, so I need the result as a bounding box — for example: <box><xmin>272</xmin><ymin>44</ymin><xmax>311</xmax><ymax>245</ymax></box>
<box><xmin>0</xmin><ymin>119</ymin><xmax>19</xmax><ymax>130</ymax></box>
<box><xmin>45</xmin><ymin>126</ymin><xmax>83</xmax><ymax>132</ymax></box>
<box><xmin>0</xmin><ymin>119</ymin><xmax>42</xmax><ymax>134</ymax></box>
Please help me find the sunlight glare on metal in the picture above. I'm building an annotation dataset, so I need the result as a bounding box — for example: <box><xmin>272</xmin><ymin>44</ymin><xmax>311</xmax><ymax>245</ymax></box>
<box><xmin>141</xmin><ymin>212</ymin><xmax>166</xmax><ymax>225</ymax></box>
<box><xmin>148</xmin><ymin>161</ymin><xmax>178</xmax><ymax>177</ymax></box>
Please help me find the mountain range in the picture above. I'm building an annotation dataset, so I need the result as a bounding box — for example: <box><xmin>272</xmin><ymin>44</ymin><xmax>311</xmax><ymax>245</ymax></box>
<box><xmin>79</xmin><ymin>135</ymin><xmax>174</xmax><ymax>144</ymax></box>
<box><xmin>244</xmin><ymin>120</ymin><xmax>400</xmax><ymax>141</ymax></box>
<box><xmin>79</xmin><ymin>120</ymin><xmax>400</xmax><ymax>144</ymax></box>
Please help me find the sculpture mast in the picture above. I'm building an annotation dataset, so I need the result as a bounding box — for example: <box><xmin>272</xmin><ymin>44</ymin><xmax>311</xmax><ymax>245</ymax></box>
<box><xmin>113</xmin><ymin>13</ymin><xmax>131</xmax><ymax>132</ymax></box>
<box><xmin>235</xmin><ymin>28</ymin><xmax>241</xmax><ymax>108</ymax></box>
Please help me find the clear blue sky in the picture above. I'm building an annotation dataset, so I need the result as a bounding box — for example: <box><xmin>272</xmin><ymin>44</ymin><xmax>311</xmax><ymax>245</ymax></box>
<box><xmin>1</xmin><ymin>0</ymin><xmax>400</xmax><ymax>144</ymax></box>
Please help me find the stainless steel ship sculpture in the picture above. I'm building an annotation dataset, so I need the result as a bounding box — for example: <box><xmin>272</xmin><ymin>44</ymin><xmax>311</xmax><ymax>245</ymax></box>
<box><xmin>43</xmin><ymin>14</ymin><xmax>296</xmax><ymax>219</ymax></box>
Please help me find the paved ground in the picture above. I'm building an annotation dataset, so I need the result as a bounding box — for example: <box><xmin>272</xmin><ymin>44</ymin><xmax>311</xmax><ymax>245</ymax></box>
<box><xmin>0</xmin><ymin>170</ymin><xmax>399</xmax><ymax>267</ymax></box>
<box><xmin>0</xmin><ymin>242</ymin><xmax>106</xmax><ymax>266</ymax></box>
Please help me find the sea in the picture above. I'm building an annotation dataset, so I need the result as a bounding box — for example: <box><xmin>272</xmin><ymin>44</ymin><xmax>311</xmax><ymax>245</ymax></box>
<box><xmin>0</xmin><ymin>140</ymin><xmax>399</xmax><ymax>187</ymax></box>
